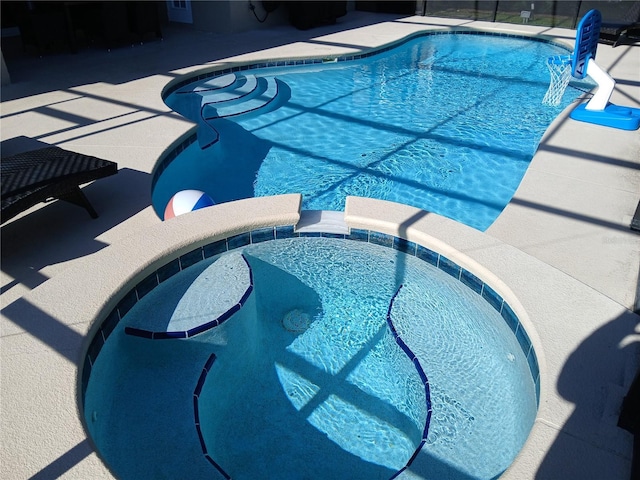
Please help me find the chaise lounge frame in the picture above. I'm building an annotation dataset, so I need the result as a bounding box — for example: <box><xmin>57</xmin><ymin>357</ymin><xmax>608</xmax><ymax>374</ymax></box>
<box><xmin>1</xmin><ymin>145</ymin><xmax>118</xmax><ymax>224</ymax></box>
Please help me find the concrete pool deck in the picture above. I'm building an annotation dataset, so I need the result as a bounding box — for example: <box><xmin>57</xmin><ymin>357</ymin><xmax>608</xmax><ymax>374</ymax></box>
<box><xmin>1</xmin><ymin>11</ymin><xmax>638</xmax><ymax>480</ymax></box>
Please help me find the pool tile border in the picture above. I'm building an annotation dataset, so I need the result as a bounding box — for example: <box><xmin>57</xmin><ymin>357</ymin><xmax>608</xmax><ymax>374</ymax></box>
<box><xmin>162</xmin><ymin>30</ymin><xmax>566</xmax><ymax>98</ymax></box>
<box><xmin>83</xmin><ymin>226</ymin><xmax>540</xmax><ymax>410</ymax></box>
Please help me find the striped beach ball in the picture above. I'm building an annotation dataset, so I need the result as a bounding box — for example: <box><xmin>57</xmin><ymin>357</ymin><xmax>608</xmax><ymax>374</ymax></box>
<box><xmin>164</xmin><ymin>190</ymin><xmax>215</xmax><ymax>220</ymax></box>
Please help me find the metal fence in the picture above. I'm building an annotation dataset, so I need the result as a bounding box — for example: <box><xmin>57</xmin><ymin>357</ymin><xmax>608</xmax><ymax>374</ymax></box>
<box><xmin>416</xmin><ymin>1</ymin><xmax>639</xmax><ymax>29</ymax></box>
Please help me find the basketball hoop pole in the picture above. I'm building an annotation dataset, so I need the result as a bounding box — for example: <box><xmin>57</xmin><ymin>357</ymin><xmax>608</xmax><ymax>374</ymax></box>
<box><xmin>584</xmin><ymin>58</ymin><xmax>615</xmax><ymax>111</ymax></box>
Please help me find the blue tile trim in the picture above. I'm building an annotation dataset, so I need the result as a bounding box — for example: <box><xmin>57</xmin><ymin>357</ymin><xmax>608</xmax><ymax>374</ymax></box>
<box><xmin>395</xmin><ymin>336</ymin><xmax>415</xmax><ymax>360</ymax></box>
<box><xmin>527</xmin><ymin>349</ymin><xmax>540</xmax><ymax>385</ymax></box>
<box><xmin>180</xmin><ymin>248</ymin><xmax>204</xmax><ymax>269</ymax></box>
<box><xmin>157</xmin><ymin>259</ymin><xmax>181</xmax><ymax>283</ymax></box>
<box><xmin>124</xmin><ymin>327</ymin><xmax>153</xmax><ymax>339</ymax></box>
<box><xmin>192</xmin><ymin>395</ymin><xmax>200</xmax><ymax>426</ymax></box>
<box><xmin>227</xmin><ymin>232</ymin><xmax>251</xmax><ymax>250</ymax></box>
<box><xmin>482</xmin><ymin>284</ymin><xmax>504</xmax><ymax>313</ymax></box>
<box><xmin>369</xmin><ymin>231</ymin><xmax>394</xmax><ymax>247</ymax></box>
<box><xmin>215</xmin><ymin>303</ymin><xmax>242</xmax><ymax>325</ymax></box>
<box><xmin>239</xmin><ymin>286</ymin><xmax>252</xmax><ymax>307</ymax></box>
<box><xmin>515</xmin><ymin>322</ymin><xmax>533</xmax><ymax>358</ymax></box>
<box><xmin>386</xmin><ymin>285</ymin><xmax>432</xmax><ymax>476</ymax></box>
<box><xmin>136</xmin><ymin>273</ymin><xmax>158</xmax><ymax>300</ymax></box>
<box><xmin>122</xmin><ymin>254</ymin><xmax>253</xmax><ymax>340</ymax></box>
<box><xmin>116</xmin><ymin>290</ymin><xmax>137</xmax><ymax>318</ymax></box>
<box><xmin>100</xmin><ymin>309</ymin><xmax>120</xmax><ymax>342</ymax></box>
<box><xmin>321</xmin><ymin>232</ymin><xmax>346</xmax><ymax>239</ymax></box>
<box><xmin>275</xmin><ymin>225</ymin><xmax>297</xmax><ymax>239</ymax></box>
<box><xmin>186</xmin><ymin>319</ymin><xmax>220</xmax><ymax>338</ymax></box>
<box><xmin>411</xmin><ymin>439</ymin><xmax>427</xmax><ymax>465</ymax></box>
<box><xmin>193</xmin><ymin>368</ymin><xmax>207</xmax><ymax>397</ymax></box>
<box><xmin>251</xmin><ymin>227</ymin><xmax>275</xmax><ymax>243</ymax></box>
<box><xmin>195</xmin><ymin>423</ymin><xmax>206</xmax><ymax>453</ymax></box>
<box><xmin>416</xmin><ymin>244</ymin><xmax>438</xmax><ymax>266</ymax></box>
<box><xmin>460</xmin><ymin>268</ymin><xmax>483</xmax><ymax>295</ymax></box>
<box><xmin>298</xmin><ymin>231</ymin><xmax>321</xmax><ymax>238</ymax></box>
<box><xmin>390</xmin><ymin>466</ymin><xmax>407</xmax><ymax>479</ymax></box>
<box><xmin>151</xmin><ymin>132</ymin><xmax>198</xmax><ymax>188</ymax></box>
<box><xmin>500</xmin><ymin>302</ymin><xmax>519</xmax><ymax>335</ymax></box>
<box><xmin>86</xmin><ymin>331</ymin><xmax>104</xmax><ymax>367</ymax></box>
<box><xmin>83</xmin><ymin>226</ymin><xmax>540</xmax><ymax>418</ymax></box>
<box><xmin>203</xmin><ymin>239</ymin><xmax>227</xmax><ymax>259</ymax></box>
<box><xmin>393</xmin><ymin>237</ymin><xmax>417</xmax><ymax>255</ymax></box>
<box><xmin>438</xmin><ymin>255</ymin><xmax>461</xmax><ymax>280</ymax></box>
<box><xmin>154</xmin><ymin>331</ymin><xmax>188</xmax><ymax>340</ymax></box>
<box><xmin>347</xmin><ymin>228</ymin><xmax>368</xmax><ymax>242</ymax></box>
<box><xmin>192</xmin><ymin>353</ymin><xmax>233</xmax><ymax>479</ymax></box>
<box><xmin>81</xmin><ymin>356</ymin><xmax>91</xmax><ymax>400</ymax></box>
<box><xmin>205</xmin><ymin>455</ymin><xmax>232</xmax><ymax>480</ymax></box>
<box><xmin>203</xmin><ymin>353</ymin><xmax>217</xmax><ymax>372</ymax></box>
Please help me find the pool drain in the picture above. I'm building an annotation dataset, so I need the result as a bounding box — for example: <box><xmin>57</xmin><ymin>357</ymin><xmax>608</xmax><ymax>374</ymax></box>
<box><xmin>282</xmin><ymin>309</ymin><xmax>311</xmax><ymax>332</ymax></box>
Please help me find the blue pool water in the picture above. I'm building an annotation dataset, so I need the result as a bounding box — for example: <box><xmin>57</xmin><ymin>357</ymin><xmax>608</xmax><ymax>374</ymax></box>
<box><xmin>84</xmin><ymin>237</ymin><xmax>537</xmax><ymax>479</ymax></box>
<box><xmin>155</xmin><ymin>33</ymin><xmax>583</xmax><ymax>230</ymax></box>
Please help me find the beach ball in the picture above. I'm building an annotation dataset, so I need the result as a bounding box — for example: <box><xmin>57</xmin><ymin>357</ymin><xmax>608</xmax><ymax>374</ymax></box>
<box><xmin>164</xmin><ymin>190</ymin><xmax>215</xmax><ymax>220</ymax></box>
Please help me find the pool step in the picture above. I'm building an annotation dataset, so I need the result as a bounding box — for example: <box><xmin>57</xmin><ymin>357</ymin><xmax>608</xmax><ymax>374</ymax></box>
<box><xmin>176</xmin><ymin>73</ymin><xmax>239</xmax><ymax>94</ymax></box>
<box><xmin>194</xmin><ymin>73</ymin><xmax>281</xmax><ymax>149</ymax></box>
<box><xmin>199</xmin><ymin>75</ymin><xmax>258</xmax><ymax>105</ymax></box>
<box><xmin>201</xmin><ymin>75</ymin><xmax>280</xmax><ymax>120</ymax></box>
<box><xmin>198</xmin><ymin>121</ymin><xmax>220</xmax><ymax>150</ymax></box>
<box><xmin>171</xmin><ymin>73</ymin><xmax>283</xmax><ymax>149</ymax></box>
<box><xmin>125</xmin><ymin>252</ymin><xmax>253</xmax><ymax>339</ymax></box>
<box><xmin>295</xmin><ymin>210</ymin><xmax>350</xmax><ymax>235</ymax></box>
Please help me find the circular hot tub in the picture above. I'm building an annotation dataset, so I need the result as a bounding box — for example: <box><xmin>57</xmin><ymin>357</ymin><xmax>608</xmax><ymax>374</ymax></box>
<box><xmin>82</xmin><ymin>228</ymin><xmax>538</xmax><ymax>480</ymax></box>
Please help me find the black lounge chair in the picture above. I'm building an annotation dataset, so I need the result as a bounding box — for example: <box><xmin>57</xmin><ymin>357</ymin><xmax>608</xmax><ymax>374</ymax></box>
<box><xmin>1</xmin><ymin>145</ymin><xmax>118</xmax><ymax>224</ymax></box>
<box><xmin>599</xmin><ymin>1</ymin><xmax>640</xmax><ymax>47</ymax></box>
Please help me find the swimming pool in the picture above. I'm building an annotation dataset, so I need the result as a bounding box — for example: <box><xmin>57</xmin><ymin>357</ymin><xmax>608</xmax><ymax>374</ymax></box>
<box><xmin>154</xmin><ymin>32</ymin><xmax>584</xmax><ymax>230</ymax></box>
<box><xmin>82</xmin><ymin>230</ymin><xmax>538</xmax><ymax>479</ymax></box>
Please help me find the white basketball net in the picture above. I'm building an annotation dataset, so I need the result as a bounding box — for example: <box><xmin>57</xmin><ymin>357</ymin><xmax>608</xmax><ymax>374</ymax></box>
<box><xmin>542</xmin><ymin>55</ymin><xmax>573</xmax><ymax>106</ymax></box>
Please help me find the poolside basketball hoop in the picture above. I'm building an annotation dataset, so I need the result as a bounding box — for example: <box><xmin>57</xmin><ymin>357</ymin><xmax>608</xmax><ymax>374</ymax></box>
<box><xmin>542</xmin><ymin>55</ymin><xmax>572</xmax><ymax>106</ymax></box>
<box><xmin>542</xmin><ymin>9</ymin><xmax>640</xmax><ymax>130</ymax></box>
